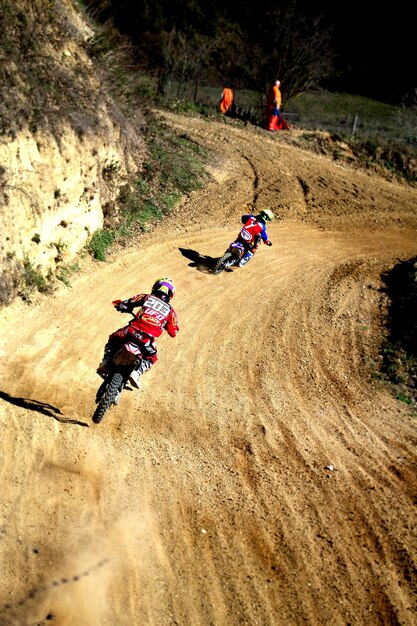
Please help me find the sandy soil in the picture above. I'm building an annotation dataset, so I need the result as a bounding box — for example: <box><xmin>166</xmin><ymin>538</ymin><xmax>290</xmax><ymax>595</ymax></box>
<box><xmin>0</xmin><ymin>112</ymin><xmax>416</xmax><ymax>626</ymax></box>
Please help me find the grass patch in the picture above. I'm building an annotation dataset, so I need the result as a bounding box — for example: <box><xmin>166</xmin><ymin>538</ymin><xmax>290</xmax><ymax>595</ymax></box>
<box><xmin>284</xmin><ymin>91</ymin><xmax>417</xmax><ymax>145</ymax></box>
<box><xmin>396</xmin><ymin>391</ymin><xmax>414</xmax><ymax>406</ymax></box>
<box><xmin>281</xmin><ymin>92</ymin><xmax>417</xmax><ymax>183</ymax></box>
<box><xmin>88</xmin><ymin>229</ymin><xmax>116</xmax><ymax>261</ymax></box>
<box><xmin>56</xmin><ymin>262</ymin><xmax>81</xmax><ymax>287</ymax></box>
<box><xmin>88</xmin><ymin>110</ymin><xmax>210</xmax><ymax>260</ymax></box>
<box><xmin>18</xmin><ymin>257</ymin><xmax>53</xmax><ymax>301</ymax></box>
<box><xmin>146</xmin><ymin>129</ymin><xmax>206</xmax><ymax>195</ymax></box>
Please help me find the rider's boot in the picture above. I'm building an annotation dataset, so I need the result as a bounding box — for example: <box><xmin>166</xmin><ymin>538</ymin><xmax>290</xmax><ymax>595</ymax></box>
<box><xmin>238</xmin><ymin>250</ymin><xmax>253</xmax><ymax>267</ymax></box>
<box><xmin>96</xmin><ymin>345</ymin><xmax>112</xmax><ymax>377</ymax></box>
<box><xmin>128</xmin><ymin>359</ymin><xmax>152</xmax><ymax>389</ymax></box>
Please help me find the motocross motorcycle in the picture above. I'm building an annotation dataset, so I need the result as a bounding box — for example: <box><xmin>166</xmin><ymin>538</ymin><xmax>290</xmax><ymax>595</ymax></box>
<box><xmin>214</xmin><ymin>235</ymin><xmax>261</xmax><ymax>275</ymax></box>
<box><xmin>92</xmin><ymin>300</ymin><xmax>145</xmax><ymax>424</ymax></box>
<box><xmin>213</xmin><ymin>242</ymin><xmax>245</xmax><ymax>274</ymax></box>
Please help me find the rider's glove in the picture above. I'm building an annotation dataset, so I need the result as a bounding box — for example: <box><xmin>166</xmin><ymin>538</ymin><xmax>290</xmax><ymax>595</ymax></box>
<box><xmin>266</xmin><ymin>240</ymin><xmax>272</xmax><ymax>246</ymax></box>
<box><xmin>115</xmin><ymin>302</ymin><xmax>129</xmax><ymax>312</ymax></box>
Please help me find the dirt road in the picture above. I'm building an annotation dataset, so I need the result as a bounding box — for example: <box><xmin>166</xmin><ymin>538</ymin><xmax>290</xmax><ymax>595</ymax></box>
<box><xmin>1</xmin><ymin>112</ymin><xmax>416</xmax><ymax>625</ymax></box>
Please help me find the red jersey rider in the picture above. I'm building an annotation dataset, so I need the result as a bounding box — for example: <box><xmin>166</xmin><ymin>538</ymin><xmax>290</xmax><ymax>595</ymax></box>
<box><xmin>236</xmin><ymin>209</ymin><xmax>274</xmax><ymax>266</ymax></box>
<box><xmin>97</xmin><ymin>278</ymin><xmax>178</xmax><ymax>388</ymax></box>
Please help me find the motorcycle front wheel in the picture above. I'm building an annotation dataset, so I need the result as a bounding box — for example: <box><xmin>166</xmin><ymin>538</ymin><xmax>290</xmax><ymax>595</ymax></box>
<box><xmin>92</xmin><ymin>371</ymin><xmax>124</xmax><ymax>424</ymax></box>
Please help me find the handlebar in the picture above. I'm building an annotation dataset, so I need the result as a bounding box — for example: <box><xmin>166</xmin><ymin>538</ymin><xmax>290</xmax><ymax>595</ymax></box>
<box><xmin>112</xmin><ymin>299</ymin><xmax>137</xmax><ymax>318</ymax></box>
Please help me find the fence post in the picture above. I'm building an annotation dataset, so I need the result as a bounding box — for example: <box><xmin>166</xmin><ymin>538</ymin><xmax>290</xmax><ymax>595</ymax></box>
<box><xmin>351</xmin><ymin>114</ymin><xmax>359</xmax><ymax>137</ymax></box>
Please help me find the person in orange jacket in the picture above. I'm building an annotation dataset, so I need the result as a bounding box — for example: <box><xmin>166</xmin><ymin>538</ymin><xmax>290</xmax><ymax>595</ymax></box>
<box><xmin>267</xmin><ymin>80</ymin><xmax>288</xmax><ymax>131</ymax></box>
<box><xmin>219</xmin><ymin>86</ymin><xmax>234</xmax><ymax>114</ymax></box>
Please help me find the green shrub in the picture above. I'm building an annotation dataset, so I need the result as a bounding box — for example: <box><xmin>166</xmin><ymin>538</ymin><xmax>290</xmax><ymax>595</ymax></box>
<box><xmin>57</xmin><ymin>262</ymin><xmax>80</xmax><ymax>287</ymax></box>
<box><xmin>18</xmin><ymin>257</ymin><xmax>53</xmax><ymax>301</ymax></box>
<box><xmin>88</xmin><ymin>229</ymin><xmax>115</xmax><ymax>261</ymax></box>
<box><xmin>396</xmin><ymin>392</ymin><xmax>413</xmax><ymax>405</ymax></box>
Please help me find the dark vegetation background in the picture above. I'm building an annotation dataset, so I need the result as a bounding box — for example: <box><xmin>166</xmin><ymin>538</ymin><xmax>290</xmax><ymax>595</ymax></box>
<box><xmin>84</xmin><ymin>0</ymin><xmax>416</xmax><ymax>105</ymax></box>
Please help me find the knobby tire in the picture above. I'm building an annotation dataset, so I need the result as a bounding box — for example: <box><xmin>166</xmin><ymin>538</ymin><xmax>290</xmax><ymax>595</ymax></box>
<box><xmin>92</xmin><ymin>371</ymin><xmax>123</xmax><ymax>424</ymax></box>
<box><xmin>214</xmin><ymin>252</ymin><xmax>232</xmax><ymax>275</ymax></box>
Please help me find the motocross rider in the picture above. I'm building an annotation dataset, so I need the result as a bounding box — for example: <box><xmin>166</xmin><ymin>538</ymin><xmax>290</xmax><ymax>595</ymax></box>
<box><xmin>97</xmin><ymin>278</ymin><xmax>179</xmax><ymax>388</ymax></box>
<box><xmin>236</xmin><ymin>209</ymin><xmax>274</xmax><ymax>266</ymax></box>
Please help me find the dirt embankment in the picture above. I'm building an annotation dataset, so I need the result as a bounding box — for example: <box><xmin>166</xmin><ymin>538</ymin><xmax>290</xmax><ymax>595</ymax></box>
<box><xmin>0</xmin><ymin>112</ymin><xmax>416</xmax><ymax>626</ymax></box>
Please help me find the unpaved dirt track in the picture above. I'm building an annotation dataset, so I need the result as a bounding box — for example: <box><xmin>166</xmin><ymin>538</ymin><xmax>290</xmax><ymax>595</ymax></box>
<box><xmin>1</xmin><ymin>112</ymin><xmax>417</xmax><ymax>626</ymax></box>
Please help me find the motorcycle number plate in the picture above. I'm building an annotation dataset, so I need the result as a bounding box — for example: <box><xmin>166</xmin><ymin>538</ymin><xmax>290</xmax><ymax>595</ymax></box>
<box><xmin>240</xmin><ymin>228</ymin><xmax>252</xmax><ymax>241</ymax></box>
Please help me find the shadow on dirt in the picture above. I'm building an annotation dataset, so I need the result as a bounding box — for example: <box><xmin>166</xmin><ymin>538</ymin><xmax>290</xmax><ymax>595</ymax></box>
<box><xmin>178</xmin><ymin>247</ymin><xmax>218</xmax><ymax>274</ymax></box>
<box><xmin>381</xmin><ymin>257</ymin><xmax>417</xmax><ymax>357</ymax></box>
<box><xmin>380</xmin><ymin>257</ymin><xmax>417</xmax><ymax>398</ymax></box>
<box><xmin>0</xmin><ymin>390</ymin><xmax>89</xmax><ymax>427</ymax></box>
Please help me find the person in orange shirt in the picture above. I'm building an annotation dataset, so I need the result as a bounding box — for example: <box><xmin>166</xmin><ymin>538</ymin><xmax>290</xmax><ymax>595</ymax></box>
<box><xmin>267</xmin><ymin>80</ymin><xmax>288</xmax><ymax>131</ymax></box>
<box><xmin>219</xmin><ymin>86</ymin><xmax>234</xmax><ymax>114</ymax></box>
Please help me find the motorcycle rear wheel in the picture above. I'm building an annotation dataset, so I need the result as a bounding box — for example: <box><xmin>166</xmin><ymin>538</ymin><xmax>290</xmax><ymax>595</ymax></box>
<box><xmin>214</xmin><ymin>252</ymin><xmax>233</xmax><ymax>274</ymax></box>
<box><xmin>92</xmin><ymin>371</ymin><xmax>123</xmax><ymax>424</ymax></box>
